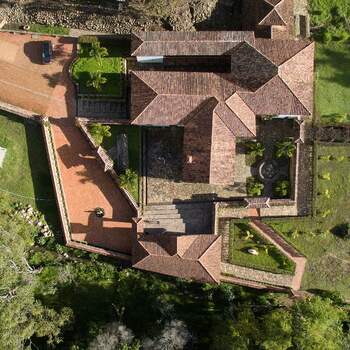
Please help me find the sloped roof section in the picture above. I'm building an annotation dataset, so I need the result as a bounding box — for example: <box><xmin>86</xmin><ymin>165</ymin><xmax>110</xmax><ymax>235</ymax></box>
<box><xmin>132</xmin><ymin>95</ymin><xmax>211</xmax><ymax>126</ymax></box>
<box><xmin>255</xmin><ymin>39</ymin><xmax>311</xmax><ymax>66</ymax></box>
<box><xmin>130</xmin><ymin>70</ymin><xmax>237</xmax><ymax>100</ymax></box>
<box><xmin>279</xmin><ymin>42</ymin><xmax>315</xmax><ymax>114</ymax></box>
<box><xmin>133</xmin><ymin>233</ymin><xmax>222</xmax><ymax>283</ymax></box>
<box><xmin>259</xmin><ymin>9</ymin><xmax>286</xmax><ymax>26</ymax></box>
<box><xmin>238</xmin><ymin>76</ymin><xmax>310</xmax><ymax>116</ymax></box>
<box><xmin>130</xmin><ymin>71</ymin><xmax>157</xmax><ymax>119</ymax></box>
<box><xmin>131</xmin><ymin>31</ymin><xmax>255</xmax><ymax>56</ymax></box>
<box><xmin>226</xmin><ymin>93</ymin><xmax>256</xmax><ymax>136</ymax></box>
<box><xmin>214</xmin><ymin>102</ymin><xmax>254</xmax><ymax>138</ymax></box>
<box><xmin>230</xmin><ymin>42</ymin><xmax>278</xmax><ymax>91</ymax></box>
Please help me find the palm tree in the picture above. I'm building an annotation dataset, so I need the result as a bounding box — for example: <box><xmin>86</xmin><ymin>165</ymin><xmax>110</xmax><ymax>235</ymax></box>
<box><xmin>87</xmin><ymin>71</ymin><xmax>107</xmax><ymax>92</ymax></box>
<box><xmin>88</xmin><ymin>123</ymin><xmax>111</xmax><ymax>145</ymax></box>
<box><xmin>275</xmin><ymin>139</ymin><xmax>296</xmax><ymax>158</ymax></box>
<box><xmin>89</xmin><ymin>41</ymin><xmax>108</xmax><ymax>65</ymax></box>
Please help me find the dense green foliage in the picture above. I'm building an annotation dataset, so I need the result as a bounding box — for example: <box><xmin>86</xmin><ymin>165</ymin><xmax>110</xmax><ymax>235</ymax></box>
<box><xmin>274</xmin><ymin>180</ymin><xmax>290</xmax><ymax>198</ymax></box>
<box><xmin>309</xmin><ymin>0</ymin><xmax>350</xmax><ymax>43</ymax></box>
<box><xmin>0</xmin><ymin>195</ymin><xmax>72</xmax><ymax>348</ymax></box>
<box><xmin>275</xmin><ymin>139</ymin><xmax>296</xmax><ymax>159</ymax></box>
<box><xmin>246</xmin><ymin>176</ymin><xmax>264</xmax><ymax>196</ymax></box>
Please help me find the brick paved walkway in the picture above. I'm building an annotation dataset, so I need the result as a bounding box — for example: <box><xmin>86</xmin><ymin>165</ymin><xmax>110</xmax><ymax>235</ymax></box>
<box><xmin>0</xmin><ymin>32</ymin><xmax>136</xmax><ymax>254</ymax></box>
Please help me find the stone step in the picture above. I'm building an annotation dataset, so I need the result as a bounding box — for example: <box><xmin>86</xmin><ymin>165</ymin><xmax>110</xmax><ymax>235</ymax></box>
<box><xmin>144</xmin><ymin>204</ymin><xmax>178</xmax><ymax>211</ymax></box>
<box><xmin>144</xmin><ymin>223</ymin><xmax>186</xmax><ymax>233</ymax></box>
<box><xmin>144</xmin><ymin>213</ymin><xmax>182</xmax><ymax>220</ymax></box>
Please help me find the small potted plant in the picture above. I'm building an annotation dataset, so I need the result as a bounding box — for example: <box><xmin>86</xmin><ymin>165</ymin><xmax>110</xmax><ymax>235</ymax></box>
<box><xmin>94</xmin><ymin>207</ymin><xmax>105</xmax><ymax>218</ymax></box>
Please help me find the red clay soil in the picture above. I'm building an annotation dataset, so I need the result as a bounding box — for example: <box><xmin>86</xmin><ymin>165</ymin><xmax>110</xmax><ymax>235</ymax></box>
<box><xmin>0</xmin><ymin>33</ymin><xmax>136</xmax><ymax>254</ymax></box>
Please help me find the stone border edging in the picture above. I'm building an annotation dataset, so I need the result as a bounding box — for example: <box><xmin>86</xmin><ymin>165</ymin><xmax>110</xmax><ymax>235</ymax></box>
<box><xmin>76</xmin><ymin>118</ymin><xmax>140</xmax><ymax>216</ymax></box>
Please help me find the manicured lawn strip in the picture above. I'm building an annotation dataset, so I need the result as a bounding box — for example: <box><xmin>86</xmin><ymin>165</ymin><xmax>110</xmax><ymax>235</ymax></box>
<box><xmin>264</xmin><ymin>144</ymin><xmax>350</xmax><ymax>298</ymax></box>
<box><xmin>101</xmin><ymin>125</ymin><xmax>141</xmax><ymax>203</ymax></box>
<box><xmin>229</xmin><ymin>220</ymin><xmax>295</xmax><ymax>275</ymax></box>
<box><xmin>0</xmin><ymin>112</ymin><xmax>59</xmax><ymax>228</ymax></box>
<box><xmin>315</xmin><ymin>43</ymin><xmax>350</xmax><ymax>122</ymax></box>
<box><xmin>72</xmin><ymin>41</ymin><xmax>127</xmax><ymax>96</ymax></box>
<box><xmin>29</xmin><ymin>23</ymin><xmax>70</xmax><ymax>35</ymax></box>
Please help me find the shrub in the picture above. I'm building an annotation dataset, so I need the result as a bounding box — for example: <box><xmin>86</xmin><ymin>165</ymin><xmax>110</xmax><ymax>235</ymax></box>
<box><xmin>246</xmin><ymin>177</ymin><xmax>264</xmax><ymax>196</ymax></box>
<box><xmin>318</xmin><ymin>155</ymin><xmax>331</xmax><ymax>161</ymax></box>
<box><xmin>331</xmin><ymin>223</ymin><xmax>350</xmax><ymax>239</ymax></box>
<box><xmin>274</xmin><ymin>180</ymin><xmax>290</xmax><ymax>198</ymax></box>
<box><xmin>88</xmin><ymin>123</ymin><xmax>112</xmax><ymax>146</ymax></box>
<box><xmin>245</xmin><ymin>141</ymin><xmax>265</xmax><ymax>158</ymax></box>
<box><xmin>119</xmin><ymin>169</ymin><xmax>138</xmax><ymax>190</ymax></box>
<box><xmin>275</xmin><ymin>139</ymin><xmax>296</xmax><ymax>158</ymax></box>
<box><xmin>319</xmin><ymin>172</ymin><xmax>331</xmax><ymax>180</ymax></box>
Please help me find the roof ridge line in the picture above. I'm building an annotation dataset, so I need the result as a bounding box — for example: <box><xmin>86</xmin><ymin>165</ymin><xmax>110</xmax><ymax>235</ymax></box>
<box><xmin>225</xmin><ymin>96</ymin><xmax>256</xmax><ymax>136</ymax></box>
<box><xmin>278</xmin><ymin>40</ymin><xmax>314</xmax><ymax>65</ymax></box>
<box><xmin>258</xmin><ymin>2</ymin><xmax>275</xmax><ymax>26</ymax></box>
<box><xmin>181</xmin><ymin>96</ymin><xmax>219</xmax><ymax>125</ymax></box>
<box><xmin>129</xmin><ymin>71</ymin><xmax>158</xmax><ymax>123</ymax></box>
<box><xmin>274</xmin><ymin>6</ymin><xmax>287</xmax><ymax>26</ymax></box>
<box><xmin>198</xmin><ymin>236</ymin><xmax>221</xmax><ymax>283</ymax></box>
<box><xmin>277</xmin><ymin>73</ymin><xmax>312</xmax><ymax>114</ymax></box>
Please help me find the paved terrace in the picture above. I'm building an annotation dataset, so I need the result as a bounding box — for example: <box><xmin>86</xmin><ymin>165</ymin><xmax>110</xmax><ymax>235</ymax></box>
<box><xmin>0</xmin><ymin>32</ymin><xmax>135</xmax><ymax>255</ymax></box>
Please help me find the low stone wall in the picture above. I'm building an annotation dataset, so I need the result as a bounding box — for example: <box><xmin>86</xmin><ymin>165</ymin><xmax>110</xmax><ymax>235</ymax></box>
<box><xmin>77</xmin><ymin>119</ymin><xmax>140</xmax><ymax>216</ymax></box>
<box><xmin>221</xmin><ymin>262</ymin><xmax>294</xmax><ymax>288</ymax></box>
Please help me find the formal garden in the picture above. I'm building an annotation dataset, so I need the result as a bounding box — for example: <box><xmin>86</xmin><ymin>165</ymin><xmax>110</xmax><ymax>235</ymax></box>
<box><xmin>88</xmin><ymin>123</ymin><xmax>141</xmax><ymax>203</ymax></box>
<box><xmin>229</xmin><ymin>220</ymin><xmax>295</xmax><ymax>275</ymax></box>
<box><xmin>242</xmin><ymin>118</ymin><xmax>297</xmax><ymax>199</ymax></box>
<box><xmin>72</xmin><ymin>37</ymin><xmax>129</xmax><ymax>97</ymax></box>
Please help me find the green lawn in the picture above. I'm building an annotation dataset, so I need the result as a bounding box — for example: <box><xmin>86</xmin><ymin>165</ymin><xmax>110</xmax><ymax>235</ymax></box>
<box><xmin>229</xmin><ymin>221</ymin><xmax>295</xmax><ymax>275</ymax></box>
<box><xmin>72</xmin><ymin>41</ymin><xmax>128</xmax><ymax>96</ymax></box>
<box><xmin>265</xmin><ymin>144</ymin><xmax>350</xmax><ymax>298</ymax></box>
<box><xmin>0</xmin><ymin>112</ymin><xmax>59</xmax><ymax>228</ymax></box>
<box><xmin>101</xmin><ymin>125</ymin><xmax>141</xmax><ymax>203</ymax></box>
<box><xmin>315</xmin><ymin>43</ymin><xmax>350</xmax><ymax>123</ymax></box>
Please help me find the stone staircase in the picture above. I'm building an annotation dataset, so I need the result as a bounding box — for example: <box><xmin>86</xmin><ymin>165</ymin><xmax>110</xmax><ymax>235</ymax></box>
<box><xmin>143</xmin><ymin>203</ymin><xmax>213</xmax><ymax>234</ymax></box>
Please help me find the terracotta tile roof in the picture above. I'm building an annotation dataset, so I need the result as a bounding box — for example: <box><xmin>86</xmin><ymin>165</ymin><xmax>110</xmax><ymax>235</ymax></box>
<box><xmin>238</xmin><ymin>76</ymin><xmax>310</xmax><ymax>116</ymax></box>
<box><xmin>230</xmin><ymin>42</ymin><xmax>278</xmax><ymax>91</ymax></box>
<box><xmin>259</xmin><ymin>9</ymin><xmax>286</xmax><ymax>26</ymax></box>
<box><xmin>132</xmin><ymin>233</ymin><xmax>222</xmax><ymax>283</ymax></box>
<box><xmin>225</xmin><ymin>93</ymin><xmax>256</xmax><ymax>136</ymax></box>
<box><xmin>255</xmin><ymin>39</ymin><xmax>311</xmax><ymax>65</ymax></box>
<box><xmin>242</xmin><ymin>0</ymin><xmax>294</xmax><ymax>39</ymax></box>
<box><xmin>131</xmin><ymin>31</ymin><xmax>255</xmax><ymax>56</ymax></box>
<box><xmin>214</xmin><ymin>102</ymin><xmax>255</xmax><ymax>138</ymax></box>
<box><xmin>278</xmin><ymin>42</ymin><xmax>315</xmax><ymax>114</ymax></box>
<box><xmin>129</xmin><ymin>31</ymin><xmax>314</xmax><ymax>184</ymax></box>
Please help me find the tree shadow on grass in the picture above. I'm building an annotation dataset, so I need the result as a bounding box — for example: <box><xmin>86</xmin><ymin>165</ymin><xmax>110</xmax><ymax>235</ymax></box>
<box><xmin>316</xmin><ymin>45</ymin><xmax>350</xmax><ymax>89</ymax></box>
<box><xmin>23</xmin><ymin>116</ymin><xmax>61</xmax><ymax>230</ymax></box>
